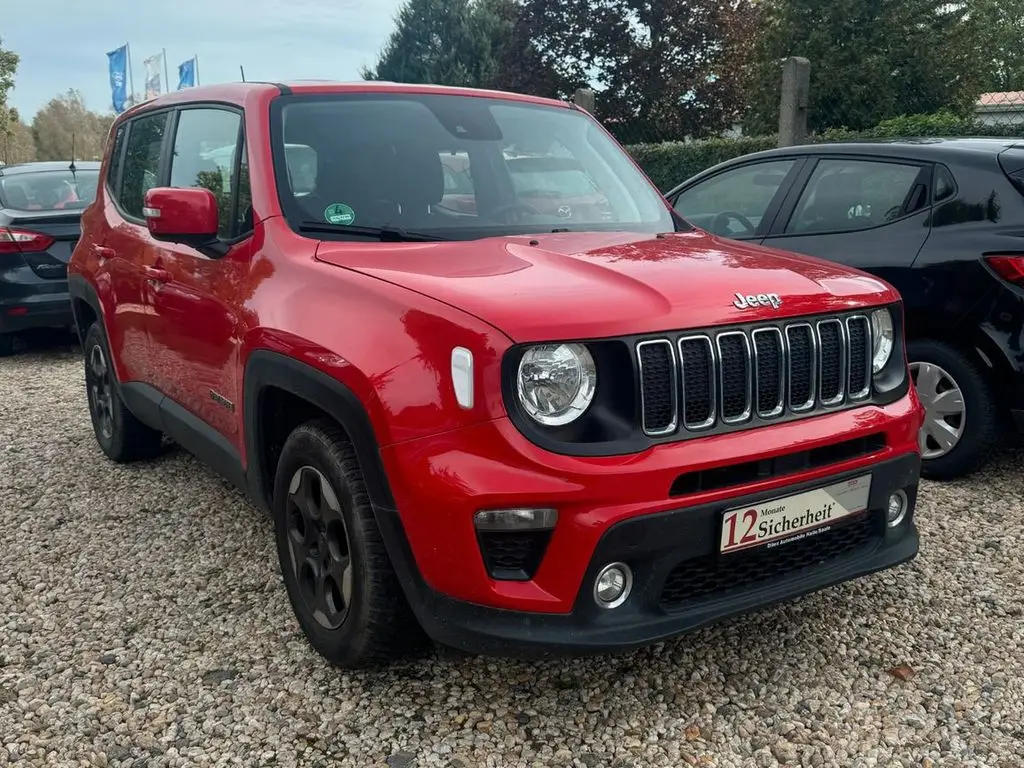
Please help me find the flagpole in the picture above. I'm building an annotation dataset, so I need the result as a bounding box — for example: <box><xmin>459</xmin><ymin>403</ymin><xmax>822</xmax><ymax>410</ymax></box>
<box><xmin>194</xmin><ymin>55</ymin><xmax>200</xmax><ymax>86</ymax></box>
<box><xmin>162</xmin><ymin>48</ymin><xmax>169</xmax><ymax>94</ymax></box>
<box><xmin>125</xmin><ymin>42</ymin><xmax>136</xmax><ymax>106</ymax></box>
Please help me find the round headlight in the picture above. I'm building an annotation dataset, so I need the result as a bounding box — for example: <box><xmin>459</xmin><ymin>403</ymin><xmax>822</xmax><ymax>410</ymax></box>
<box><xmin>870</xmin><ymin>309</ymin><xmax>894</xmax><ymax>374</ymax></box>
<box><xmin>517</xmin><ymin>343</ymin><xmax>597</xmax><ymax>426</ymax></box>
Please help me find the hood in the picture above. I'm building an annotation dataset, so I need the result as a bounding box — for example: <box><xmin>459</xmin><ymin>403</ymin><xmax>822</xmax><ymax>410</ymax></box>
<box><xmin>314</xmin><ymin>229</ymin><xmax>899</xmax><ymax>343</ymax></box>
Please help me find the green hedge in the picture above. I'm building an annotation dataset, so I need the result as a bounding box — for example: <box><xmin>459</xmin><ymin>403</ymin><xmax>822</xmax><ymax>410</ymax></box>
<box><xmin>625</xmin><ymin>110</ymin><xmax>1023</xmax><ymax>192</ymax></box>
<box><xmin>625</xmin><ymin>136</ymin><xmax>778</xmax><ymax>192</ymax></box>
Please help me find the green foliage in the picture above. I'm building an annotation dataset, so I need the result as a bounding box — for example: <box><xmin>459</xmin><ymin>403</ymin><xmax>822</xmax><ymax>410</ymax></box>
<box><xmin>625</xmin><ymin>136</ymin><xmax>779</xmax><ymax>192</ymax></box>
<box><xmin>744</xmin><ymin>0</ymin><xmax>987</xmax><ymax>134</ymax></box>
<box><xmin>361</xmin><ymin>0</ymin><xmax>560</xmax><ymax>95</ymax></box>
<box><xmin>31</xmin><ymin>90</ymin><xmax>114</xmax><ymax>162</ymax></box>
<box><xmin>975</xmin><ymin>0</ymin><xmax>1024</xmax><ymax>92</ymax></box>
<box><xmin>0</xmin><ymin>36</ymin><xmax>17</xmax><ymax>113</ymax></box>
<box><xmin>523</xmin><ymin>0</ymin><xmax>759</xmax><ymax>141</ymax></box>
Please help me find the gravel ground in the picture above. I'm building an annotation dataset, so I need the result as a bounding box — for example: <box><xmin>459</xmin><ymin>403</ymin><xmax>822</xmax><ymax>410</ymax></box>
<box><xmin>1</xmin><ymin>338</ymin><xmax>1023</xmax><ymax>768</ymax></box>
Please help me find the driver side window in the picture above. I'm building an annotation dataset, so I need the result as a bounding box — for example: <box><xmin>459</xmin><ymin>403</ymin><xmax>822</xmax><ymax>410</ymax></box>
<box><xmin>673</xmin><ymin>160</ymin><xmax>795</xmax><ymax>238</ymax></box>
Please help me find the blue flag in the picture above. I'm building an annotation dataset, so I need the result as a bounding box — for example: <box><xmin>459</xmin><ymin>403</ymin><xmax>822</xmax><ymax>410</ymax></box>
<box><xmin>177</xmin><ymin>57</ymin><xmax>196</xmax><ymax>90</ymax></box>
<box><xmin>107</xmin><ymin>44</ymin><xmax>129</xmax><ymax>113</ymax></box>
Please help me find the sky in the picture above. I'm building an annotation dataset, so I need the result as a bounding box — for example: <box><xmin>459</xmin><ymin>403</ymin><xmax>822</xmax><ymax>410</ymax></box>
<box><xmin>2</xmin><ymin>0</ymin><xmax>406</xmax><ymax>119</ymax></box>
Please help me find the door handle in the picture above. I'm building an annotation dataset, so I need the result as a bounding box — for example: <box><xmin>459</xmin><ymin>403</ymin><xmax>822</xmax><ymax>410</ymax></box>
<box><xmin>144</xmin><ymin>266</ymin><xmax>171</xmax><ymax>283</ymax></box>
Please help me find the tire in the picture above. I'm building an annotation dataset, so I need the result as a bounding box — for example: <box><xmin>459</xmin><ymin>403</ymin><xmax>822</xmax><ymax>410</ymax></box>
<box><xmin>82</xmin><ymin>322</ymin><xmax>164</xmax><ymax>463</ymax></box>
<box><xmin>0</xmin><ymin>334</ymin><xmax>13</xmax><ymax>358</ymax></box>
<box><xmin>272</xmin><ymin>419</ymin><xmax>425</xmax><ymax>668</ymax></box>
<box><xmin>907</xmin><ymin>339</ymin><xmax>1000</xmax><ymax>481</ymax></box>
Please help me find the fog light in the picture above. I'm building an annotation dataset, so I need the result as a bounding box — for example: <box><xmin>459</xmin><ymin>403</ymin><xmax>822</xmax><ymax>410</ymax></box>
<box><xmin>593</xmin><ymin>562</ymin><xmax>633</xmax><ymax>609</ymax></box>
<box><xmin>473</xmin><ymin>508</ymin><xmax>557</xmax><ymax>532</ymax></box>
<box><xmin>886</xmin><ymin>490</ymin><xmax>909</xmax><ymax>528</ymax></box>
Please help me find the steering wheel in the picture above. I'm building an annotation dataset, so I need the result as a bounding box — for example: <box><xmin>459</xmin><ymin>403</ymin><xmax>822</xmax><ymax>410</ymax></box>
<box><xmin>487</xmin><ymin>201</ymin><xmax>541</xmax><ymax>223</ymax></box>
<box><xmin>711</xmin><ymin>210</ymin><xmax>756</xmax><ymax>236</ymax></box>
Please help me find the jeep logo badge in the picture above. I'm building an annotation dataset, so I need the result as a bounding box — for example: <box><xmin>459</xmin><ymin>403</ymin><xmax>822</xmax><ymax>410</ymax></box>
<box><xmin>733</xmin><ymin>292</ymin><xmax>782</xmax><ymax>310</ymax></box>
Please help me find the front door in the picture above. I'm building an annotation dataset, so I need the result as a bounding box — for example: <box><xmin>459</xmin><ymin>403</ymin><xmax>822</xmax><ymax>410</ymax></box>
<box><xmin>145</xmin><ymin>106</ymin><xmax>255</xmax><ymax>448</ymax></box>
<box><xmin>760</xmin><ymin>156</ymin><xmax>933</xmax><ymax>285</ymax></box>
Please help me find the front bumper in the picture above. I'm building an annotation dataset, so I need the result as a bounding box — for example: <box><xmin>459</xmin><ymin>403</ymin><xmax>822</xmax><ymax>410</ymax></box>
<box><xmin>402</xmin><ymin>452</ymin><xmax>919</xmax><ymax>656</ymax></box>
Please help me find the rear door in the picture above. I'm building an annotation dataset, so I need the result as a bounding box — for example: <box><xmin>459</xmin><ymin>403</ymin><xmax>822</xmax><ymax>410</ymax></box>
<box><xmin>760</xmin><ymin>155</ymin><xmax>933</xmax><ymax>285</ymax></box>
<box><xmin>667</xmin><ymin>157</ymin><xmax>806</xmax><ymax>242</ymax></box>
<box><xmin>99</xmin><ymin>109</ymin><xmax>172</xmax><ymax>384</ymax></box>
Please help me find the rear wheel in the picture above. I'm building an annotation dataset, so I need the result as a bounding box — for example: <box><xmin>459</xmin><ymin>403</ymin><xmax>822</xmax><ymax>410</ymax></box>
<box><xmin>83</xmin><ymin>322</ymin><xmax>164</xmax><ymax>462</ymax></box>
<box><xmin>0</xmin><ymin>334</ymin><xmax>13</xmax><ymax>358</ymax></box>
<box><xmin>272</xmin><ymin>419</ymin><xmax>425</xmax><ymax>668</ymax></box>
<box><xmin>907</xmin><ymin>339</ymin><xmax>999</xmax><ymax>480</ymax></box>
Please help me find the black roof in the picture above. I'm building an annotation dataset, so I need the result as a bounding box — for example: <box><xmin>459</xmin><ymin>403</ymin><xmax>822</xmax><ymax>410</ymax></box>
<box><xmin>0</xmin><ymin>160</ymin><xmax>102</xmax><ymax>176</ymax></box>
<box><xmin>741</xmin><ymin>137</ymin><xmax>1024</xmax><ymax>162</ymax></box>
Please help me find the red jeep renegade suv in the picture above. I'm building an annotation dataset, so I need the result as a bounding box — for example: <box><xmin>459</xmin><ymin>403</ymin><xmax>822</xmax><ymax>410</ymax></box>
<box><xmin>68</xmin><ymin>82</ymin><xmax>924</xmax><ymax>668</ymax></box>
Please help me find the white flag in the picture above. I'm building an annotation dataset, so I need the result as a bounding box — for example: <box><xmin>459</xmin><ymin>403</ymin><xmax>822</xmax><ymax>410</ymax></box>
<box><xmin>143</xmin><ymin>52</ymin><xmax>163</xmax><ymax>99</ymax></box>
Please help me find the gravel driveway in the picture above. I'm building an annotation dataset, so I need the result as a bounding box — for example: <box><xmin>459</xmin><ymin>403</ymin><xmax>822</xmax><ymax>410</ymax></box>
<box><xmin>1</xmin><ymin>342</ymin><xmax>1022</xmax><ymax>768</ymax></box>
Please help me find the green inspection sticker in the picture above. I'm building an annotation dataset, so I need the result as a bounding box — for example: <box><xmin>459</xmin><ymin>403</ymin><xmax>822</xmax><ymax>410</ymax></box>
<box><xmin>324</xmin><ymin>203</ymin><xmax>356</xmax><ymax>225</ymax></box>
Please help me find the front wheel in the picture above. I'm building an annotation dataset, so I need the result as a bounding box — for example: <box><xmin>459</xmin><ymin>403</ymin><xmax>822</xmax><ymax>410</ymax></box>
<box><xmin>272</xmin><ymin>419</ymin><xmax>425</xmax><ymax>668</ymax></box>
<box><xmin>907</xmin><ymin>339</ymin><xmax>999</xmax><ymax>480</ymax></box>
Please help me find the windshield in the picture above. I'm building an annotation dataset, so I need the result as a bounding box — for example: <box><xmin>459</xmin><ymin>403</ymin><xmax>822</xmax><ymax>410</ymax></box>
<box><xmin>0</xmin><ymin>169</ymin><xmax>100</xmax><ymax>211</ymax></box>
<box><xmin>270</xmin><ymin>92</ymin><xmax>676</xmax><ymax>240</ymax></box>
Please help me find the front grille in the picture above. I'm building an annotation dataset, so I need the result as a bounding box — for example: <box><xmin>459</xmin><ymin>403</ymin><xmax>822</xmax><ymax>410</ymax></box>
<box><xmin>637</xmin><ymin>313</ymin><xmax>873</xmax><ymax>437</ymax></box>
<box><xmin>660</xmin><ymin>512</ymin><xmax>879</xmax><ymax>609</ymax></box>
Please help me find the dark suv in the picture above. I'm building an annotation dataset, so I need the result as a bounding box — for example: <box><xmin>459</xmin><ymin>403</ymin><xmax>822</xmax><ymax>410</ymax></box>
<box><xmin>0</xmin><ymin>161</ymin><xmax>100</xmax><ymax>355</ymax></box>
<box><xmin>666</xmin><ymin>138</ymin><xmax>1024</xmax><ymax>480</ymax></box>
<box><xmin>69</xmin><ymin>82</ymin><xmax>922</xmax><ymax>667</ymax></box>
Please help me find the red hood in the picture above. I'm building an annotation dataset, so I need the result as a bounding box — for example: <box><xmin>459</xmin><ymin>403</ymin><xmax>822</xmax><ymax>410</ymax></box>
<box><xmin>314</xmin><ymin>230</ymin><xmax>899</xmax><ymax>343</ymax></box>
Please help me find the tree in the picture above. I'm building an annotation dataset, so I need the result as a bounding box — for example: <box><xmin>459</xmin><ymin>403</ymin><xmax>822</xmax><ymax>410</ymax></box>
<box><xmin>743</xmin><ymin>0</ymin><xmax>987</xmax><ymax>134</ymax></box>
<box><xmin>362</xmin><ymin>0</ymin><xmax>564</xmax><ymax>97</ymax></box>
<box><xmin>30</xmin><ymin>90</ymin><xmax>114</xmax><ymax>162</ymax></box>
<box><xmin>521</xmin><ymin>0</ymin><xmax>760</xmax><ymax>141</ymax></box>
<box><xmin>2</xmin><ymin>108</ymin><xmax>36</xmax><ymax>164</ymax></box>
<box><xmin>975</xmin><ymin>0</ymin><xmax>1024</xmax><ymax>92</ymax></box>
<box><xmin>0</xmin><ymin>36</ymin><xmax>17</xmax><ymax>116</ymax></box>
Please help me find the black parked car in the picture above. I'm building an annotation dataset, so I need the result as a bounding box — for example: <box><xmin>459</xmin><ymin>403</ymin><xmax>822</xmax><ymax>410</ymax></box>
<box><xmin>665</xmin><ymin>137</ymin><xmax>1024</xmax><ymax>480</ymax></box>
<box><xmin>0</xmin><ymin>160</ymin><xmax>100</xmax><ymax>355</ymax></box>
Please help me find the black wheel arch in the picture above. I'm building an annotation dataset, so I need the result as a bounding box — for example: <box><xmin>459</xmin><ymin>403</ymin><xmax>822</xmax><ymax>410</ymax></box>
<box><xmin>242</xmin><ymin>350</ymin><xmax>433</xmax><ymax>613</ymax></box>
<box><xmin>67</xmin><ymin>274</ymin><xmax>104</xmax><ymax>348</ymax></box>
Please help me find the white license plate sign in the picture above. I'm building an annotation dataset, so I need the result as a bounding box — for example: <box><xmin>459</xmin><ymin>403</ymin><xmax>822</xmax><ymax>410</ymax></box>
<box><xmin>720</xmin><ymin>474</ymin><xmax>872</xmax><ymax>554</ymax></box>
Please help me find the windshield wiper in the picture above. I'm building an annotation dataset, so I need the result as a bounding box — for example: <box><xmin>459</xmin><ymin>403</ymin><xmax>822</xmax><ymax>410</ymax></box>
<box><xmin>298</xmin><ymin>221</ymin><xmax>449</xmax><ymax>242</ymax></box>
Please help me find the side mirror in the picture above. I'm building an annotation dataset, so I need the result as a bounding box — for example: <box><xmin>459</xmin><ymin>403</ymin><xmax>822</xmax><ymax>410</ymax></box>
<box><xmin>143</xmin><ymin>186</ymin><xmax>220</xmax><ymax>250</ymax></box>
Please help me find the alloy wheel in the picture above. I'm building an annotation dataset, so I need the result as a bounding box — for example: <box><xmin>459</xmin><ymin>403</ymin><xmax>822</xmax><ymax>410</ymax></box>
<box><xmin>285</xmin><ymin>465</ymin><xmax>354</xmax><ymax>630</ymax></box>
<box><xmin>910</xmin><ymin>361</ymin><xmax>966</xmax><ymax>460</ymax></box>
<box><xmin>86</xmin><ymin>344</ymin><xmax>115</xmax><ymax>440</ymax></box>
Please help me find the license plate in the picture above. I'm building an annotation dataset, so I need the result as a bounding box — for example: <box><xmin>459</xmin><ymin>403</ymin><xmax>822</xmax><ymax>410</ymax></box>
<box><xmin>719</xmin><ymin>474</ymin><xmax>872</xmax><ymax>554</ymax></box>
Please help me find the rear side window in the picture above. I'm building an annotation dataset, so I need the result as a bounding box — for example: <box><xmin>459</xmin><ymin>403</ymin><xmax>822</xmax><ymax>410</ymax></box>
<box><xmin>107</xmin><ymin>124</ymin><xmax>126</xmax><ymax>194</ymax></box>
<box><xmin>168</xmin><ymin>107</ymin><xmax>244</xmax><ymax>239</ymax></box>
<box><xmin>786</xmin><ymin>158</ymin><xmax>926</xmax><ymax>234</ymax></box>
<box><xmin>934</xmin><ymin>165</ymin><xmax>956</xmax><ymax>202</ymax></box>
<box><xmin>119</xmin><ymin>112</ymin><xmax>169</xmax><ymax>219</ymax></box>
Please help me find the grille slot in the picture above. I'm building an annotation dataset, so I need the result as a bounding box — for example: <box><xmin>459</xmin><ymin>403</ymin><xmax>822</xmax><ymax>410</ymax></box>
<box><xmin>637</xmin><ymin>340</ymin><xmax>677</xmax><ymax>435</ymax></box>
<box><xmin>679</xmin><ymin>336</ymin><xmax>715</xmax><ymax>429</ymax></box>
<box><xmin>846</xmin><ymin>316</ymin><xmax>871</xmax><ymax>399</ymax></box>
<box><xmin>817</xmin><ymin>319</ymin><xmax>845</xmax><ymax>406</ymax></box>
<box><xmin>635</xmin><ymin>312</ymin><xmax>875</xmax><ymax>438</ymax></box>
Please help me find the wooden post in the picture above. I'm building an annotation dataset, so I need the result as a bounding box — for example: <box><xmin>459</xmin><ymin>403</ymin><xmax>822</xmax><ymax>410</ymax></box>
<box><xmin>778</xmin><ymin>57</ymin><xmax>810</xmax><ymax>147</ymax></box>
<box><xmin>574</xmin><ymin>88</ymin><xmax>596</xmax><ymax>114</ymax></box>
